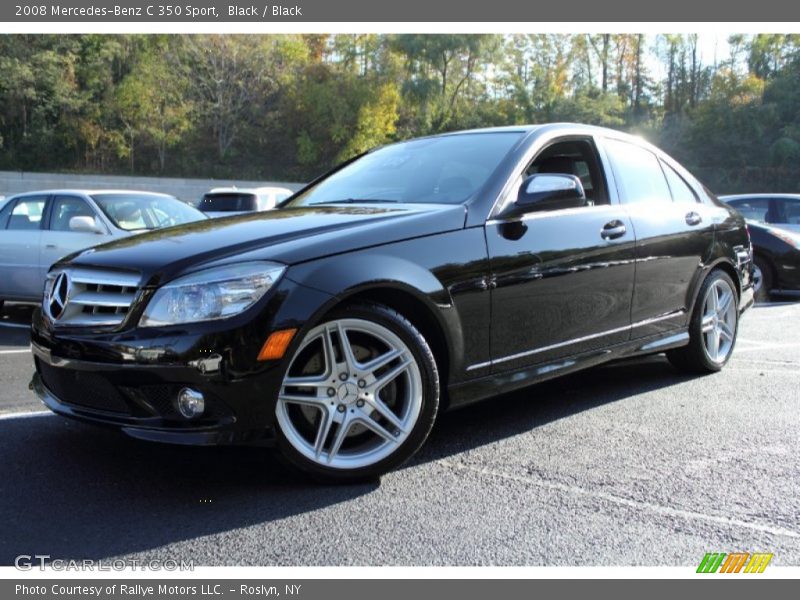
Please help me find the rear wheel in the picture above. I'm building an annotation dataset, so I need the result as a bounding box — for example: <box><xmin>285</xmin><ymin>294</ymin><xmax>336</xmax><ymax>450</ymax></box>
<box><xmin>667</xmin><ymin>270</ymin><xmax>739</xmax><ymax>373</ymax></box>
<box><xmin>274</xmin><ymin>303</ymin><xmax>439</xmax><ymax>483</ymax></box>
<box><xmin>752</xmin><ymin>255</ymin><xmax>772</xmax><ymax>302</ymax></box>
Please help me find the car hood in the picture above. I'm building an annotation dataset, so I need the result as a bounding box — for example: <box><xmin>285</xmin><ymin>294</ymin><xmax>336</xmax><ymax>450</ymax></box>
<box><xmin>64</xmin><ymin>203</ymin><xmax>466</xmax><ymax>287</ymax></box>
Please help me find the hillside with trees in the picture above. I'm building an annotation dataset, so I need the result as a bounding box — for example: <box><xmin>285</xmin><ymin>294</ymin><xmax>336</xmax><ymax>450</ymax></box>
<box><xmin>0</xmin><ymin>33</ymin><xmax>798</xmax><ymax>193</ymax></box>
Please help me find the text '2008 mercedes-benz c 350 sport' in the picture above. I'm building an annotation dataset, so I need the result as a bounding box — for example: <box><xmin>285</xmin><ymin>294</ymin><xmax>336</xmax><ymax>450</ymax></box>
<box><xmin>29</xmin><ymin>124</ymin><xmax>754</xmax><ymax>482</ymax></box>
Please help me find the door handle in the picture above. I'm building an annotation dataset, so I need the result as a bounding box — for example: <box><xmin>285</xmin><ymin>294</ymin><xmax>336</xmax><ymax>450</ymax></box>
<box><xmin>685</xmin><ymin>211</ymin><xmax>702</xmax><ymax>226</ymax></box>
<box><xmin>45</xmin><ymin>244</ymin><xmax>57</xmax><ymax>249</ymax></box>
<box><xmin>600</xmin><ymin>220</ymin><xmax>627</xmax><ymax>240</ymax></box>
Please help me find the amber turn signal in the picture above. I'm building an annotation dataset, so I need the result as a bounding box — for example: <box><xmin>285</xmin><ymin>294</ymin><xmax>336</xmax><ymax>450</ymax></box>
<box><xmin>257</xmin><ymin>328</ymin><xmax>298</xmax><ymax>361</ymax></box>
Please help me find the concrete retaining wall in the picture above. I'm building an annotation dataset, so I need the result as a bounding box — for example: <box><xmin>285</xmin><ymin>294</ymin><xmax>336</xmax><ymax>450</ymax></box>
<box><xmin>0</xmin><ymin>171</ymin><xmax>304</xmax><ymax>203</ymax></box>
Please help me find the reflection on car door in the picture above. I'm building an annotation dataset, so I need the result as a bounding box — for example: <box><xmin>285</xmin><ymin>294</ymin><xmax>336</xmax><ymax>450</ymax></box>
<box><xmin>40</xmin><ymin>195</ymin><xmax>110</xmax><ymax>282</ymax></box>
<box><xmin>0</xmin><ymin>195</ymin><xmax>47</xmax><ymax>301</ymax></box>
<box><xmin>602</xmin><ymin>138</ymin><xmax>716</xmax><ymax>338</ymax></box>
<box><xmin>485</xmin><ymin>137</ymin><xmax>637</xmax><ymax>372</ymax></box>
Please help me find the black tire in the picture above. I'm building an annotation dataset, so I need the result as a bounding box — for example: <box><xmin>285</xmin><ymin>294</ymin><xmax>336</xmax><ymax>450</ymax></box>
<box><xmin>275</xmin><ymin>302</ymin><xmax>440</xmax><ymax>483</ymax></box>
<box><xmin>753</xmin><ymin>255</ymin><xmax>773</xmax><ymax>303</ymax></box>
<box><xmin>0</xmin><ymin>299</ymin><xmax>4</xmax><ymax>314</ymax></box>
<box><xmin>667</xmin><ymin>269</ymin><xmax>739</xmax><ymax>374</ymax></box>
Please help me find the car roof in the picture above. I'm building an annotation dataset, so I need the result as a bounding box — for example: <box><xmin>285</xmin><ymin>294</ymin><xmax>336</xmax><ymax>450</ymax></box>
<box><xmin>382</xmin><ymin>122</ymin><xmax>659</xmax><ymax>155</ymax></box>
<box><xmin>421</xmin><ymin>122</ymin><xmax>631</xmax><ymax>138</ymax></box>
<box><xmin>6</xmin><ymin>189</ymin><xmax>176</xmax><ymax>199</ymax></box>
<box><xmin>720</xmin><ymin>193</ymin><xmax>800</xmax><ymax>201</ymax></box>
<box><xmin>205</xmin><ymin>187</ymin><xmax>293</xmax><ymax>195</ymax></box>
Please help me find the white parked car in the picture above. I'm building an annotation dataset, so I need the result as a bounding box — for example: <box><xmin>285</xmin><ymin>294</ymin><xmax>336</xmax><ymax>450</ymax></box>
<box><xmin>197</xmin><ymin>186</ymin><xmax>294</xmax><ymax>217</ymax></box>
<box><xmin>0</xmin><ymin>189</ymin><xmax>207</xmax><ymax>308</ymax></box>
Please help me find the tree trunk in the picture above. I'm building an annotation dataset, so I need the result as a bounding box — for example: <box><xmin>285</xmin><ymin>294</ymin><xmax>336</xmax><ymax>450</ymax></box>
<box><xmin>634</xmin><ymin>34</ymin><xmax>644</xmax><ymax>119</ymax></box>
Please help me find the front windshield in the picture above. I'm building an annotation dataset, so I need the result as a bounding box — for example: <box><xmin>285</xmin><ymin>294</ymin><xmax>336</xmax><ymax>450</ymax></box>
<box><xmin>284</xmin><ymin>132</ymin><xmax>523</xmax><ymax>207</ymax></box>
<box><xmin>91</xmin><ymin>194</ymin><xmax>207</xmax><ymax>231</ymax></box>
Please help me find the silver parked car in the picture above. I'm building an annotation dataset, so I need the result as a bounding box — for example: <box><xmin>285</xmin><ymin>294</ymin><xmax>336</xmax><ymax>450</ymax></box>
<box><xmin>0</xmin><ymin>190</ymin><xmax>207</xmax><ymax>308</ymax></box>
<box><xmin>197</xmin><ymin>186</ymin><xmax>294</xmax><ymax>217</ymax></box>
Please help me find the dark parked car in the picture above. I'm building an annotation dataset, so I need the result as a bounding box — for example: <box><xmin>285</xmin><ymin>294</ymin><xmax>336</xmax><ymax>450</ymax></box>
<box><xmin>720</xmin><ymin>194</ymin><xmax>800</xmax><ymax>300</ymax></box>
<box><xmin>198</xmin><ymin>186</ymin><xmax>294</xmax><ymax>218</ymax></box>
<box><xmin>741</xmin><ymin>220</ymin><xmax>799</xmax><ymax>300</ymax></box>
<box><xmin>30</xmin><ymin>124</ymin><xmax>754</xmax><ymax>482</ymax></box>
<box><xmin>721</xmin><ymin>193</ymin><xmax>800</xmax><ymax>233</ymax></box>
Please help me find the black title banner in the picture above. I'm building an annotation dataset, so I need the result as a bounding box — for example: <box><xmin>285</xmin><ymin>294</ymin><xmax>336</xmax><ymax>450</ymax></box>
<box><xmin>3</xmin><ymin>0</ymin><xmax>799</xmax><ymax>22</ymax></box>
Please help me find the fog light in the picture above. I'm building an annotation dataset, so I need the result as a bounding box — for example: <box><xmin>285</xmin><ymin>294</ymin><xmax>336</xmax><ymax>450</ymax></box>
<box><xmin>177</xmin><ymin>388</ymin><xmax>205</xmax><ymax>419</ymax></box>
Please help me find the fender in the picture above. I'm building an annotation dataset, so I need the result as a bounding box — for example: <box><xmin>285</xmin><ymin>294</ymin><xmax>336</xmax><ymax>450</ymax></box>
<box><xmin>284</xmin><ymin>251</ymin><xmax>469</xmax><ymax>379</ymax></box>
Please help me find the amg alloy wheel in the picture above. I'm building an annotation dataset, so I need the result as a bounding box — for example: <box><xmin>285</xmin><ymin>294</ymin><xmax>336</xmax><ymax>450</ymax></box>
<box><xmin>275</xmin><ymin>304</ymin><xmax>439</xmax><ymax>482</ymax></box>
<box><xmin>667</xmin><ymin>270</ymin><xmax>739</xmax><ymax>373</ymax></box>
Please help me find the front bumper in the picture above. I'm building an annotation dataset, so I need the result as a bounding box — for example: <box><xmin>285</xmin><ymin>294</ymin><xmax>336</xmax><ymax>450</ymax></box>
<box><xmin>29</xmin><ymin>277</ymin><xmax>335</xmax><ymax>446</ymax></box>
<box><xmin>30</xmin><ymin>341</ymin><xmax>277</xmax><ymax>445</ymax></box>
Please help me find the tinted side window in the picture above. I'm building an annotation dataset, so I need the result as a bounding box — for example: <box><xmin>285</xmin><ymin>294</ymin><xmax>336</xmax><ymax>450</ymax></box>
<box><xmin>661</xmin><ymin>162</ymin><xmax>699</xmax><ymax>204</ymax></box>
<box><xmin>525</xmin><ymin>138</ymin><xmax>609</xmax><ymax>205</ymax></box>
<box><xmin>774</xmin><ymin>198</ymin><xmax>800</xmax><ymax>224</ymax></box>
<box><xmin>50</xmin><ymin>196</ymin><xmax>97</xmax><ymax>231</ymax></box>
<box><xmin>200</xmin><ymin>193</ymin><xmax>257</xmax><ymax>212</ymax></box>
<box><xmin>730</xmin><ymin>199</ymin><xmax>770</xmax><ymax>222</ymax></box>
<box><xmin>6</xmin><ymin>197</ymin><xmax>47</xmax><ymax>230</ymax></box>
<box><xmin>604</xmin><ymin>139</ymin><xmax>671</xmax><ymax>204</ymax></box>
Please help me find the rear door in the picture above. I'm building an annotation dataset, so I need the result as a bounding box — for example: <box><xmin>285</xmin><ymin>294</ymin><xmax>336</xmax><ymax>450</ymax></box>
<box><xmin>601</xmin><ymin>138</ymin><xmax>715</xmax><ymax>338</ymax></box>
<box><xmin>0</xmin><ymin>195</ymin><xmax>48</xmax><ymax>300</ymax></box>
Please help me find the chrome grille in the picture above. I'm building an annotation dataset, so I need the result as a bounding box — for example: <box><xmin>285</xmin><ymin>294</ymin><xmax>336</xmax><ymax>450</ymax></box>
<box><xmin>44</xmin><ymin>267</ymin><xmax>141</xmax><ymax>327</ymax></box>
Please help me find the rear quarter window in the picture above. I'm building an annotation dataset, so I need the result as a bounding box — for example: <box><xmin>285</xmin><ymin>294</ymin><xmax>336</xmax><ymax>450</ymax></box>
<box><xmin>604</xmin><ymin>138</ymin><xmax>672</xmax><ymax>205</ymax></box>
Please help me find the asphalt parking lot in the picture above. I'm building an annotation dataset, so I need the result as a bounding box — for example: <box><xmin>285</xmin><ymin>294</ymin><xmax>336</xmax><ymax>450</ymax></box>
<box><xmin>0</xmin><ymin>300</ymin><xmax>797</xmax><ymax>566</ymax></box>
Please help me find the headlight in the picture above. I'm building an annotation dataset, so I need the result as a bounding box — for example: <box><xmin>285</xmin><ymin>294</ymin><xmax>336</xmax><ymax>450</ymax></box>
<box><xmin>139</xmin><ymin>262</ymin><xmax>285</xmax><ymax>327</ymax></box>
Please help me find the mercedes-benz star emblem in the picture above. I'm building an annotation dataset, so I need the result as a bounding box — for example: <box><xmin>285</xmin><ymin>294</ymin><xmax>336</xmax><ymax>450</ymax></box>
<box><xmin>48</xmin><ymin>272</ymin><xmax>71</xmax><ymax>320</ymax></box>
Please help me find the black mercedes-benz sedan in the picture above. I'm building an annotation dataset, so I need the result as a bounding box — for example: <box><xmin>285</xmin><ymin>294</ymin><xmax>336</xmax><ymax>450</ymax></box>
<box><xmin>30</xmin><ymin>124</ymin><xmax>755</xmax><ymax>482</ymax></box>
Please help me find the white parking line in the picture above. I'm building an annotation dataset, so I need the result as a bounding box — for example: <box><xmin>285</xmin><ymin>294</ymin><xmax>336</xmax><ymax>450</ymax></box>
<box><xmin>0</xmin><ymin>410</ymin><xmax>50</xmax><ymax>420</ymax></box>
<box><xmin>732</xmin><ymin>357</ymin><xmax>799</xmax><ymax>365</ymax></box>
<box><xmin>0</xmin><ymin>321</ymin><xmax>30</xmax><ymax>329</ymax></box>
<box><xmin>726</xmin><ymin>367</ymin><xmax>799</xmax><ymax>375</ymax></box>
<box><xmin>733</xmin><ymin>343</ymin><xmax>800</xmax><ymax>353</ymax></box>
<box><xmin>754</xmin><ymin>302</ymin><xmax>800</xmax><ymax>307</ymax></box>
<box><xmin>441</xmin><ymin>460</ymin><xmax>800</xmax><ymax>539</ymax></box>
<box><xmin>0</xmin><ymin>348</ymin><xmax>30</xmax><ymax>355</ymax></box>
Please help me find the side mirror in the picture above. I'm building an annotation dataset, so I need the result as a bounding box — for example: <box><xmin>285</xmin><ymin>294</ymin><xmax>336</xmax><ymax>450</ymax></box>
<box><xmin>506</xmin><ymin>173</ymin><xmax>587</xmax><ymax>218</ymax></box>
<box><xmin>69</xmin><ymin>215</ymin><xmax>104</xmax><ymax>234</ymax></box>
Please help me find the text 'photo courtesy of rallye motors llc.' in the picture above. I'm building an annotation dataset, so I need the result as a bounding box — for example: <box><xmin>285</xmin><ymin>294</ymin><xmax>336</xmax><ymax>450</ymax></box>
<box><xmin>29</xmin><ymin>123</ymin><xmax>754</xmax><ymax>483</ymax></box>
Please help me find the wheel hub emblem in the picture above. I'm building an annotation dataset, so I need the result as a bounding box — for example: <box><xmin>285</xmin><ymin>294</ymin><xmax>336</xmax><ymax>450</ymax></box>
<box><xmin>337</xmin><ymin>382</ymin><xmax>359</xmax><ymax>405</ymax></box>
<box><xmin>48</xmin><ymin>272</ymin><xmax>71</xmax><ymax>320</ymax></box>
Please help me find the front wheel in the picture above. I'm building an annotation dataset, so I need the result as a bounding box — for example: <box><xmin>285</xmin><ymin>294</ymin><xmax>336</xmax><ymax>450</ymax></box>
<box><xmin>667</xmin><ymin>269</ymin><xmax>739</xmax><ymax>374</ymax></box>
<box><xmin>274</xmin><ymin>303</ymin><xmax>439</xmax><ymax>483</ymax></box>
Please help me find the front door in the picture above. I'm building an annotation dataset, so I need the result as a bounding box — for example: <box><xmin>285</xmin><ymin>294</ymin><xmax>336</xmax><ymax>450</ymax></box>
<box><xmin>486</xmin><ymin>137</ymin><xmax>637</xmax><ymax>372</ymax></box>
<box><xmin>39</xmin><ymin>195</ymin><xmax>110</xmax><ymax>281</ymax></box>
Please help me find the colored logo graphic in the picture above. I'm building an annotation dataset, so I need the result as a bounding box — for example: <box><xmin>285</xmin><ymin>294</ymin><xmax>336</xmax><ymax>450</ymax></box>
<box><xmin>697</xmin><ymin>552</ymin><xmax>773</xmax><ymax>573</ymax></box>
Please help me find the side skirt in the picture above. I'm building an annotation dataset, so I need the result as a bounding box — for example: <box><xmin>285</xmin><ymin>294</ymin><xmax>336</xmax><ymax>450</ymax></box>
<box><xmin>446</xmin><ymin>329</ymin><xmax>689</xmax><ymax>410</ymax></box>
